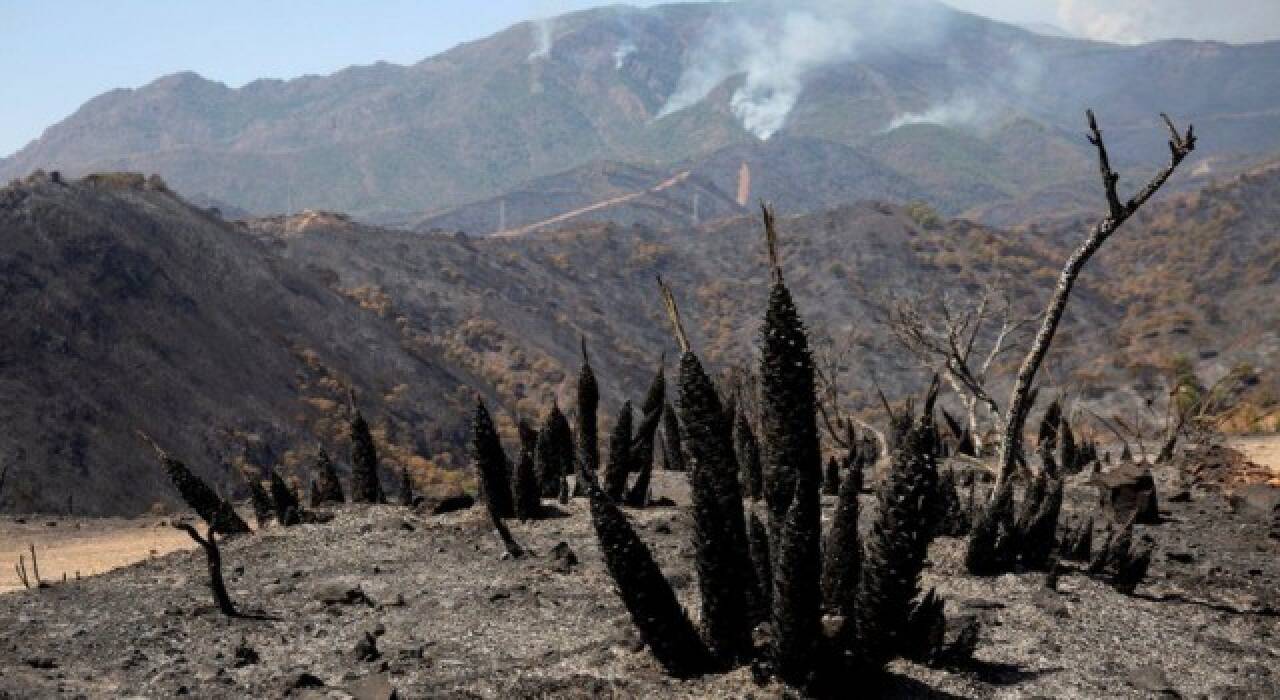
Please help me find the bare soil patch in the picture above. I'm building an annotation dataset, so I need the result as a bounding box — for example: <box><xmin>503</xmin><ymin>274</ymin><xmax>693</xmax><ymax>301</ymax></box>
<box><xmin>0</xmin><ymin>469</ymin><xmax>1275</xmax><ymax>698</ymax></box>
<box><xmin>0</xmin><ymin>517</ymin><xmax>195</xmax><ymax>594</ymax></box>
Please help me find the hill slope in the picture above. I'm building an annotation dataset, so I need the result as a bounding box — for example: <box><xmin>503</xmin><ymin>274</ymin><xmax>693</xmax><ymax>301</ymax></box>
<box><xmin>0</xmin><ymin>174</ymin><xmax>491</xmax><ymax>515</ymax></box>
<box><xmin>3</xmin><ymin>161</ymin><xmax>1278</xmax><ymax>514</ymax></box>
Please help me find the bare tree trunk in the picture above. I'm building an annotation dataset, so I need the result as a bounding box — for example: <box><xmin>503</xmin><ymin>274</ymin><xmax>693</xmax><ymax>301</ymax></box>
<box><xmin>964</xmin><ymin>395</ymin><xmax>983</xmax><ymax>455</ymax></box>
<box><xmin>991</xmin><ymin>111</ymin><xmax>1195</xmax><ymax>497</ymax></box>
<box><xmin>174</xmin><ymin>523</ymin><xmax>237</xmax><ymax>616</ymax></box>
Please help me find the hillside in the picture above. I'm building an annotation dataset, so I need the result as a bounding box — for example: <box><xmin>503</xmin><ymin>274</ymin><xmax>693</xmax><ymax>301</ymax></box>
<box><xmin>3</xmin><ymin>1</ymin><xmax>1278</xmax><ymax>222</ymax></box>
<box><xmin>0</xmin><ymin>173</ymin><xmax>493</xmax><ymax>516</ymax></box>
<box><xmin>2</xmin><ymin>161</ymin><xmax>1278</xmax><ymax>515</ymax></box>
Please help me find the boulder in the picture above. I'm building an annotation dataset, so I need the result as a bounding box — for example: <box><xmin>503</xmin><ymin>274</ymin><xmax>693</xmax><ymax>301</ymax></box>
<box><xmin>423</xmin><ymin>493</ymin><xmax>475</xmax><ymax>516</ymax></box>
<box><xmin>1225</xmin><ymin>484</ymin><xmax>1280</xmax><ymax>519</ymax></box>
<box><xmin>549</xmin><ymin>541</ymin><xmax>578</xmax><ymax>574</ymax></box>
<box><xmin>1095</xmin><ymin>464</ymin><xmax>1160</xmax><ymax>524</ymax></box>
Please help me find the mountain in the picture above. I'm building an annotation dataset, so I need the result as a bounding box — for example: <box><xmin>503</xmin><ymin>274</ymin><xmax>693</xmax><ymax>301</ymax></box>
<box><xmin>4</xmin><ymin>159</ymin><xmax>1278</xmax><ymax>514</ymax></box>
<box><xmin>0</xmin><ymin>173</ymin><xmax>493</xmax><ymax>515</ymax></box>
<box><xmin>3</xmin><ymin>1</ymin><xmax>1279</xmax><ymax>223</ymax></box>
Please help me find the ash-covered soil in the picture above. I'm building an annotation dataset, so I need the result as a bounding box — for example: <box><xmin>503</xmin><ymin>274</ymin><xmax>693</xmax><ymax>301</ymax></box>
<box><xmin>1</xmin><ymin>467</ymin><xmax>1276</xmax><ymax>699</ymax></box>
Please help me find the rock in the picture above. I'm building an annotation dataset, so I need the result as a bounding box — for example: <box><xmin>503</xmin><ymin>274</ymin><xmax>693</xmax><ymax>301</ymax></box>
<box><xmin>346</xmin><ymin>673</ymin><xmax>397</xmax><ymax>700</ymax></box>
<box><xmin>289</xmin><ymin>672</ymin><xmax>325</xmax><ymax>690</ymax></box>
<box><xmin>549</xmin><ymin>541</ymin><xmax>578</xmax><ymax>573</ymax></box>
<box><xmin>24</xmin><ymin>657</ymin><xmax>56</xmax><ymax>669</ymax></box>
<box><xmin>1095</xmin><ymin>464</ymin><xmax>1161</xmax><ymax>524</ymax></box>
<box><xmin>1127</xmin><ymin>664</ymin><xmax>1177</xmax><ymax>696</ymax></box>
<box><xmin>1225</xmin><ymin>485</ymin><xmax>1280</xmax><ymax>519</ymax></box>
<box><xmin>314</xmin><ymin>583</ymin><xmax>374</xmax><ymax>607</ymax></box>
<box><xmin>1032</xmin><ymin>588</ymin><xmax>1069</xmax><ymax>618</ymax></box>
<box><xmin>427</xmin><ymin>494</ymin><xmax>475</xmax><ymax>515</ymax></box>
<box><xmin>1165</xmin><ymin>551</ymin><xmax>1194</xmax><ymax>564</ymax></box>
<box><xmin>232</xmin><ymin>639</ymin><xmax>259</xmax><ymax>667</ymax></box>
<box><xmin>354</xmin><ymin>631</ymin><xmax>381</xmax><ymax>662</ymax></box>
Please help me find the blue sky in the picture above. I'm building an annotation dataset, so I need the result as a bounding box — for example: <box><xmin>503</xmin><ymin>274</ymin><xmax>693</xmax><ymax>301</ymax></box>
<box><xmin>3</xmin><ymin>1</ymin><xmax>1277</xmax><ymax>158</ymax></box>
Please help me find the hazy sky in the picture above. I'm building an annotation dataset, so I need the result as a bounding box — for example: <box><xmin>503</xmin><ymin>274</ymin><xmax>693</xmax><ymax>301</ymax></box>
<box><xmin>3</xmin><ymin>0</ymin><xmax>1278</xmax><ymax>157</ymax></box>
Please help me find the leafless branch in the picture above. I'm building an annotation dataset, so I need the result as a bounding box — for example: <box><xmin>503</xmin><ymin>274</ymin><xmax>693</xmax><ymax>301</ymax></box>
<box><xmin>990</xmin><ymin>111</ymin><xmax>1195</xmax><ymax>496</ymax></box>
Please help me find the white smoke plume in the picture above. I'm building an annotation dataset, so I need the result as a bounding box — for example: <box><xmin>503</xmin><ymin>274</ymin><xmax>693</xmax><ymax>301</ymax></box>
<box><xmin>883</xmin><ymin>97</ymin><xmax>984</xmax><ymax>133</ymax></box>
<box><xmin>1054</xmin><ymin>0</ymin><xmax>1280</xmax><ymax>44</ymax></box>
<box><xmin>657</xmin><ymin>0</ymin><xmax>950</xmax><ymax>140</ymax></box>
<box><xmin>528</xmin><ymin>17</ymin><xmax>554</xmax><ymax>62</ymax></box>
<box><xmin>613</xmin><ymin>41</ymin><xmax>636</xmax><ymax>70</ymax></box>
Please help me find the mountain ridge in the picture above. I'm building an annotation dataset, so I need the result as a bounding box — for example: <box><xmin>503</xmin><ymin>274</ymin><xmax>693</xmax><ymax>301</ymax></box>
<box><xmin>5</xmin><ymin>1</ymin><xmax>1280</xmax><ymax>223</ymax></box>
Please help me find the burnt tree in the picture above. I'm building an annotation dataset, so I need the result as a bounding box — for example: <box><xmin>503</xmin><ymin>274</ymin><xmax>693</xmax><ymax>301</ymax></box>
<box><xmin>990</xmin><ymin>111</ymin><xmax>1195</xmax><ymax>497</ymax></box>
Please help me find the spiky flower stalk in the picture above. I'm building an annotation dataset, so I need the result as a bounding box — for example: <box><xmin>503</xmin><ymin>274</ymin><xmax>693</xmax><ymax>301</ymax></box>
<box><xmin>583</xmin><ymin>469</ymin><xmax>712</xmax><ymax>676</ymax></box>
<box><xmin>771</xmin><ymin>464</ymin><xmax>822</xmax><ymax>685</ymax></box>
<box><xmin>748</xmin><ymin>510</ymin><xmax>773</xmax><ymax>615</ymax></box>
<box><xmin>310</xmin><ymin>449</ymin><xmax>345</xmax><ymax>505</ymax></box>
<box><xmin>248</xmin><ymin>476</ymin><xmax>273</xmax><ymax>528</ymax></box>
<box><xmin>269</xmin><ymin>469</ymin><xmax>301</xmax><ymax>525</ymax></box>
<box><xmin>965</xmin><ymin>478</ymin><xmax>1017</xmax><ymax>575</ymax></box>
<box><xmin>398</xmin><ymin>467</ymin><xmax>416</xmax><ymax>507</ymax></box>
<box><xmin>626</xmin><ymin>366</ymin><xmax>666</xmax><ymax>508</ymax></box>
<box><xmin>514</xmin><ymin>419</ymin><xmax>541</xmax><ymax>519</ymax></box>
<box><xmin>854</xmin><ymin>416</ymin><xmax>940</xmax><ymax>667</ymax></box>
<box><xmin>660</xmin><ymin>277</ymin><xmax>757</xmax><ymax>664</ymax></box>
<box><xmin>536</xmin><ymin>403</ymin><xmax>574</xmax><ymax>498</ymax></box>
<box><xmin>733</xmin><ymin>410</ymin><xmax>763</xmax><ymax>501</ymax></box>
<box><xmin>822</xmin><ymin>456</ymin><xmax>841</xmax><ymax>496</ymax></box>
<box><xmin>1019</xmin><ymin>474</ymin><xmax>1064</xmax><ymax>570</ymax></box>
<box><xmin>822</xmin><ymin>446</ymin><xmax>863</xmax><ymax>617</ymax></box>
<box><xmin>661</xmin><ymin>404</ymin><xmax>686</xmax><ymax>471</ymax></box>
<box><xmin>1060</xmin><ymin>517</ymin><xmax>1094</xmax><ymax>562</ymax></box>
<box><xmin>631</xmin><ymin>364</ymin><xmax>666</xmax><ymax>472</ymax></box>
<box><xmin>349</xmin><ymin>407</ymin><xmax>384</xmax><ymax>504</ymax></box>
<box><xmin>603</xmin><ymin>402</ymin><xmax>634</xmax><ymax>502</ymax></box>
<box><xmin>575</xmin><ymin>340</ymin><xmax>600</xmax><ymax>496</ymax></box>
<box><xmin>142</xmin><ymin>434</ymin><xmax>250</xmax><ymax>535</ymax></box>
<box><xmin>754</xmin><ymin>204</ymin><xmax>824</xmax><ymax>683</ymax></box>
<box><xmin>471</xmin><ymin>400</ymin><xmax>514</xmax><ymax>519</ymax></box>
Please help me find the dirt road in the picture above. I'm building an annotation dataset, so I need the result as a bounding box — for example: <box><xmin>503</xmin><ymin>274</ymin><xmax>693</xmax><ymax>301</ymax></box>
<box><xmin>0</xmin><ymin>517</ymin><xmax>194</xmax><ymax>594</ymax></box>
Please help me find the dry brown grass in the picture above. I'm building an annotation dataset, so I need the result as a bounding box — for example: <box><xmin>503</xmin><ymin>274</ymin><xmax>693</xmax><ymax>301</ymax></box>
<box><xmin>1230</xmin><ymin>435</ymin><xmax>1280</xmax><ymax>482</ymax></box>
<box><xmin>0</xmin><ymin>518</ymin><xmax>195</xmax><ymax>594</ymax></box>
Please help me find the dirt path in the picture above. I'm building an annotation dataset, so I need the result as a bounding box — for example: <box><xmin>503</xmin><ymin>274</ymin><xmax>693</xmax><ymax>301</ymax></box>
<box><xmin>1231</xmin><ymin>435</ymin><xmax>1280</xmax><ymax>478</ymax></box>
<box><xmin>0</xmin><ymin>517</ymin><xmax>195</xmax><ymax>594</ymax></box>
<box><xmin>495</xmin><ymin>170</ymin><xmax>691</xmax><ymax>237</ymax></box>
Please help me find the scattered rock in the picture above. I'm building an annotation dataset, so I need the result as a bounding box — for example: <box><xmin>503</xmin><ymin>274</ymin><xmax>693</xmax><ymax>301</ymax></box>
<box><xmin>1032</xmin><ymin>588</ymin><xmax>1069</xmax><ymax>618</ymax></box>
<box><xmin>1226</xmin><ymin>485</ymin><xmax>1280</xmax><ymax>519</ymax></box>
<box><xmin>427</xmin><ymin>494</ymin><xmax>475</xmax><ymax>515</ymax></box>
<box><xmin>1096</xmin><ymin>464</ymin><xmax>1161</xmax><ymax>524</ymax></box>
<box><xmin>549</xmin><ymin>542</ymin><xmax>578</xmax><ymax>573</ymax></box>
<box><xmin>314</xmin><ymin>583</ymin><xmax>374</xmax><ymax>607</ymax></box>
<box><xmin>346</xmin><ymin>673</ymin><xmax>397</xmax><ymax>700</ymax></box>
<box><xmin>1127</xmin><ymin>664</ymin><xmax>1177</xmax><ymax>696</ymax></box>
<box><xmin>232</xmin><ymin>639</ymin><xmax>259</xmax><ymax>668</ymax></box>
<box><xmin>354</xmin><ymin>632</ymin><xmax>381</xmax><ymax>662</ymax></box>
<box><xmin>288</xmin><ymin>672</ymin><xmax>325</xmax><ymax>691</ymax></box>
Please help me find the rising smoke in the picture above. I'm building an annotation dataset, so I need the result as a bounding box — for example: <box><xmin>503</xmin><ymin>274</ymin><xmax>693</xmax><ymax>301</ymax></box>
<box><xmin>1054</xmin><ymin>0</ymin><xmax>1280</xmax><ymax>45</ymax></box>
<box><xmin>883</xmin><ymin>97</ymin><xmax>984</xmax><ymax>133</ymax></box>
<box><xmin>529</xmin><ymin>17</ymin><xmax>554</xmax><ymax>62</ymax></box>
<box><xmin>656</xmin><ymin>0</ymin><xmax>953</xmax><ymax>140</ymax></box>
<box><xmin>614</xmin><ymin>41</ymin><xmax>637</xmax><ymax>70</ymax></box>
